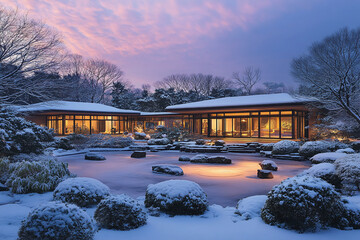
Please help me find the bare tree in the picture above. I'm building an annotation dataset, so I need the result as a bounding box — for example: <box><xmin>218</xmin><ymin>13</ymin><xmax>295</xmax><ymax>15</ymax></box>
<box><xmin>232</xmin><ymin>66</ymin><xmax>261</xmax><ymax>95</ymax></box>
<box><xmin>0</xmin><ymin>7</ymin><xmax>65</xmax><ymax>103</ymax></box>
<box><xmin>292</xmin><ymin>27</ymin><xmax>360</xmax><ymax>126</ymax></box>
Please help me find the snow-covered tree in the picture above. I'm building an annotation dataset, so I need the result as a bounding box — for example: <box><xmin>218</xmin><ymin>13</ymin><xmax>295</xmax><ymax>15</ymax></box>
<box><xmin>292</xmin><ymin>27</ymin><xmax>360</xmax><ymax>127</ymax></box>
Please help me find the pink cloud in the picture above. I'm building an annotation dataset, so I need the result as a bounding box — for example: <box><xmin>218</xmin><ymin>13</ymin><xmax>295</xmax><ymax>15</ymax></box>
<box><xmin>0</xmin><ymin>0</ymin><xmax>302</xmax><ymax>58</ymax></box>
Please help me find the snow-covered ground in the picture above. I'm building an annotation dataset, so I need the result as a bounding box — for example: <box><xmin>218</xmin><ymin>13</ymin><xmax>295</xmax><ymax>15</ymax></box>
<box><xmin>0</xmin><ymin>191</ymin><xmax>359</xmax><ymax>240</ymax></box>
<box><xmin>58</xmin><ymin>151</ymin><xmax>310</xmax><ymax>206</ymax></box>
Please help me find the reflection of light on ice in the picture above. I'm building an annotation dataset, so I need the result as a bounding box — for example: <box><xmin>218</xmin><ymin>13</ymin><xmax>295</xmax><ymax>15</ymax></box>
<box><xmin>181</xmin><ymin>161</ymin><xmax>259</xmax><ymax>178</ymax></box>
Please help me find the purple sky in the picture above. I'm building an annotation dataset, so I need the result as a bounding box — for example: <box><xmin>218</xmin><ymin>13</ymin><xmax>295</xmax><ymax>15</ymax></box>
<box><xmin>2</xmin><ymin>0</ymin><xmax>360</xmax><ymax>88</ymax></box>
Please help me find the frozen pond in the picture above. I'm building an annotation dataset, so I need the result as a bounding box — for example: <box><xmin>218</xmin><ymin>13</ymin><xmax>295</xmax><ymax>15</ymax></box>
<box><xmin>58</xmin><ymin>151</ymin><xmax>311</xmax><ymax>207</ymax></box>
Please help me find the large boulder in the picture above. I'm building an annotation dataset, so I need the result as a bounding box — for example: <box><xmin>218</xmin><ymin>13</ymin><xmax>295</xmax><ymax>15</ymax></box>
<box><xmin>257</xmin><ymin>170</ymin><xmax>273</xmax><ymax>179</ymax></box>
<box><xmin>18</xmin><ymin>202</ymin><xmax>96</xmax><ymax>240</ymax></box>
<box><xmin>259</xmin><ymin>160</ymin><xmax>278</xmax><ymax>171</ymax></box>
<box><xmin>310</xmin><ymin>152</ymin><xmax>347</xmax><ymax>164</ymax></box>
<box><xmin>214</xmin><ymin>140</ymin><xmax>225</xmax><ymax>146</ymax></box>
<box><xmin>261</xmin><ymin>176</ymin><xmax>357</xmax><ymax>232</ymax></box>
<box><xmin>145</xmin><ymin>180</ymin><xmax>208</xmax><ymax>215</ymax></box>
<box><xmin>272</xmin><ymin>140</ymin><xmax>299</xmax><ymax>155</ymax></box>
<box><xmin>236</xmin><ymin>195</ymin><xmax>267</xmax><ymax>220</ymax></box>
<box><xmin>94</xmin><ymin>194</ymin><xmax>147</xmax><ymax>230</ymax></box>
<box><xmin>178</xmin><ymin>155</ymin><xmax>191</xmax><ymax>162</ymax></box>
<box><xmin>53</xmin><ymin>177</ymin><xmax>110</xmax><ymax>207</ymax></box>
<box><xmin>334</xmin><ymin>154</ymin><xmax>360</xmax><ymax>195</ymax></box>
<box><xmin>152</xmin><ymin>164</ymin><xmax>184</xmax><ymax>176</ymax></box>
<box><xmin>131</xmin><ymin>151</ymin><xmax>146</xmax><ymax>158</ymax></box>
<box><xmin>84</xmin><ymin>152</ymin><xmax>106</xmax><ymax>161</ymax></box>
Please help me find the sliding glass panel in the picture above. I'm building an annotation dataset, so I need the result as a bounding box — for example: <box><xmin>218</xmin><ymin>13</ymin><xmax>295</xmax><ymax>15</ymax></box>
<box><xmin>270</xmin><ymin>117</ymin><xmax>280</xmax><ymax>138</ymax></box>
<box><xmin>202</xmin><ymin>119</ymin><xmax>208</xmax><ymax>135</ymax></box>
<box><xmin>92</xmin><ymin>120</ymin><xmax>99</xmax><ymax>134</ymax></box>
<box><xmin>281</xmin><ymin>116</ymin><xmax>292</xmax><ymax>138</ymax></box>
<box><xmin>113</xmin><ymin>120</ymin><xmax>120</xmax><ymax>134</ymax></box>
<box><xmin>216</xmin><ymin>119</ymin><xmax>223</xmax><ymax>136</ymax></box>
<box><xmin>65</xmin><ymin>120</ymin><xmax>74</xmax><ymax>134</ymax></box>
<box><xmin>210</xmin><ymin>119</ymin><xmax>216</xmax><ymax>136</ymax></box>
<box><xmin>260</xmin><ymin>117</ymin><xmax>270</xmax><ymax>138</ymax></box>
<box><xmin>194</xmin><ymin>119</ymin><xmax>201</xmax><ymax>134</ymax></box>
<box><xmin>240</xmin><ymin>118</ymin><xmax>251</xmax><ymax>137</ymax></box>
<box><xmin>233</xmin><ymin>118</ymin><xmax>241</xmax><ymax>137</ymax></box>
<box><xmin>251</xmin><ymin>118</ymin><xmax>259</xmax><ymax>137</ymax></box>
<box><xmin>224</xmin><ymin>118</ymin><xmax>233</xmax><ymax>136</ymax></box>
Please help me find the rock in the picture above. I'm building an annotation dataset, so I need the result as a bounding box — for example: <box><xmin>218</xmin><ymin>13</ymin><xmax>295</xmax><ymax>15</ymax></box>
<box><xmin>150</xmin><ymin>149</ymin><xmax>159</xmax><ymax>152</ymax></box>
<box><xmin>257</xmin><ymin>169</ymin><xmax>274</xmax><ymax>179</ymax></box>
<box><xmin>214</xmin><ymin>140</ymin><xmax>225</xmax><ymax>146</ymax></box>
<box><xmin>84</xmin><ymin>152</ymin><xmax>106</xmax><ymax>161</ymax></box>
<box><xmin>131</xmin><ymin>151</ymin><xmax>146</xmax><ymax>158</ymax></box>
<box><xmin>335</xmin><ymin>148</ymin><xmax>355</xmax><ymax>154</ymax></box>
<box><xmin>0</xmin><ymin>183</ymin><xmax>9</xmax><ymax>191</ymax></box>
<box><xmin>190</xmin><ymin>154</ymin><xmax>231</xmax><ymax>164</ymax></box>
<box><xmin>179</xmin><ymin>155</ymin><xmax>190</xmax><ymax>162</ymax></box>
<box><xmin>259</xmin><ymin>160</ymin><xmax>278</xmax><ymax>171</ymax></box>
<box><xmin>260</xmin><ymin>143</ymin><xmax>274</xmax><ymax>151</ymax></box>
<box><xmin>195</xmin><ymin>139</ymin><xmax>207</xmax><ymax>145</ymax></box>
<box><xmin>152</xmin><ymin>164</ymin><xmax>184</xmax><ymax>176</ymax></box>
<box><xmin>134</xmin><ymin>132</ymin><xmax>147</xmax><ymax>140</ymax></box>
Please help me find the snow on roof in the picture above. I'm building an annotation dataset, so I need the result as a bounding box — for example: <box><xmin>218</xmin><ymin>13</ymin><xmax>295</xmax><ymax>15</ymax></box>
<box><xmin>140</xmin><ymin>112</ymin><xmax>179</xmax><ymax>116</ymax></box>
<box><xmin>17</xmin><ymin>101</ymin><xmax>140</xmax><ymax>114</ymax></box>
<box><xmin>166</xmin><ymin>93</ymin><xmax>313</xmax><ymax>110</ymax></box>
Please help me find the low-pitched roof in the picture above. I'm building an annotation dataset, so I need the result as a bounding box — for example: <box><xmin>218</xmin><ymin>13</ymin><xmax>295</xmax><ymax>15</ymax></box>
<box><xmin>166</xmin><ymin>93</ymin><xmax>313</xmax><ymax>111</ymax></box>
<box><xmin>17</xmin><ymin>101</ymin><xmax>140</xmax><ymax>114</ymax></box>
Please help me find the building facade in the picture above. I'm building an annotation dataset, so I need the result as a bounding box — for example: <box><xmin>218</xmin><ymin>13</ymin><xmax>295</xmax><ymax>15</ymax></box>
<box><xmin>19</xmin><ymin>93</ymin><xmax>315</xmax><ymax>140</ymax></box>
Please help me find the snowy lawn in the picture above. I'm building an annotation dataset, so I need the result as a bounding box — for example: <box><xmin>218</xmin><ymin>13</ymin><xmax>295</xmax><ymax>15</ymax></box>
<box><xmin>0</xmin><ymin>191</ymin><xmax>359</xmax><ymax>240</ymax></box>
<box><xmin>58</xmin><ymin>151</ymin><xmax>311</xmax><ymax>206</ymax></box>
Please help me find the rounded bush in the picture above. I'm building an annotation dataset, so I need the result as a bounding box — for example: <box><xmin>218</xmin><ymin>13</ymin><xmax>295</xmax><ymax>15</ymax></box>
<box><xmin>53</xmin><ymin>177</ymin><xmax>110</xmax><ymax>207</ymax></box>
<box><xmin>11</xmin><ymin>128</ymin><xmax>43</xmax><ymax>154</ymax></box>
<box><xmin>145</xmin><ymin>180</ymin><xmax>208</xmax><ymax>215</ymax></box>
<box><xmin>334</xmin><ymin>154</ymin><xmax>360</xmax><ymax>195</ymax></box>
<box><xmin>272</xmin><ymin>140</ymin><xmax>299</xmax><ymax>155</ymax></box>
<box><xmin>94</xmin><ymin>194</ymin><xmax>147</xmax><ymax>230</ymax></box>
<box><xmin>310</xmin><ymin>152</ymin><xmax>347</xmax><ymax>164</ymax></box>
<box><xmin>261</xmin><ymin>176</ymin><xmax>345</xmax><ymax>232</ymax></box>
<box><xmin>298</xmin><ymin>163</ymin><xmax>341</xmax><ymax>188</ymax></box>
<box><xmin>299</xmin><ymin>141</ymin><xmax>331</xmax><ymax>158</ymax></box>
<box><xmin>18</xmin><ymin>202</ymin><xmax>96</xmax><ymax>240</ymax></box>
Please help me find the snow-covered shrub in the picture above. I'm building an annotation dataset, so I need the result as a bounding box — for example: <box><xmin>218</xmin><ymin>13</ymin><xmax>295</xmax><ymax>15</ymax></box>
<box><xmin>147</xmin><ymin>138</ymin><xmax>171</xmax><ymax>145</ymax></box>
<box><xmin>299</xmin><ymin>141</ymin><xmax>332</xmax><ymax>158</ymax></box>
<box><xmin>341</xmin><ymin>199</ymin><xmax>360</xmax><ymax>229</ymax></box>
<box><xmin>236</xmin><ymin>195</ymin><xmax>267</xmax><ymax>220</ymax></box>
<box><xmin>334</xmin><ymin>154</ymin><xmax>360</xmax><ymax>195</ymax></box>
<box><xmin>351</xmin><ymin>141</ymin><xmax>360</xmax><ymax>152</ymax></box>
<box><xmin>0</xmin><ymin>128</ymin><xmax>10</xmax><ymax>156</ymax></box>
<box><xmin>93</xmin><ymin>136</ymin><xmax>133</xmax><ymax>148</ymax></box>
<box><xmin>195</xmin><ymin>139</ymin><xmax>207</xmax><ymax>145</ymax></box>
<box><xmin>298</xmin><ymin>163</ymin><xmax>341</xmax><ymax>188</ymax></box>
<box><xmin>214</xmin><ymin>140</ymin><xmax>225</xmax><ymax>146</ymax></box>
<box><xmin>310</xmin><ymin>152</ymin><xmax>347</xmax><ymax>164</ymax></box>
<box><xmin>94</xmin><ymin>194</ymin><xmax>147</xmax><ymax>230</ymax></box>
<box><xmin>145</xmin><ymin>180</ymin><xmax>208</xmax><ymax>215</ymax></box>
<box><xmin>54</xmin><ymin>137</ymin><xmax>74</xmax><ymax>150</ymax></box>
<box><xmin>0</xmin><ymin>158</ymin><xmax>10</xmax><ymax>183</ymax></box>
<box><xmin>271</xmin><ymin>140</ymin><xmax>299</xmax><ymax>155</ymax></box>
<box><xmin>18</xmin><ymin>202</ymin><xmax>96</xmax><ymax>240</ymax></box>
<box><xmin>11</xmin><ymin>128</ymin><xmax>43</xmax><ymax>154</ymax></box>
<box><xmin>336</xmin><ymin>148</ymin><xmax>355</xmax><ymax>154</ymax></box>
<box><xmin>53</xmin><ymin>177</ymin><xmax>110</xmax><ymax>207</ymax></box>
<box><xmin>134</xmin><ymin>132</ymin><xmax>147</xmax><ymax>140</ymax></box>
<box><xmin>6</xmin><ymin>156</ymin><xmax>71</xmax><ymax>194</ymax></box>
<box><xmin>261</xmin><ymin>176</ymin><xmax>348</xmax><ymax>232</ymax></box>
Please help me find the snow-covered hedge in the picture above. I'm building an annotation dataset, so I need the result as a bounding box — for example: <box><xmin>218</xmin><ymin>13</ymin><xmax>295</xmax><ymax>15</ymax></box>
<box><xmin>299</xmin><ymin>141</ymin><xmax>335</xmax><ymax>158</ymax></box>
<box><xmin>53</xmin><ymin>177</ymin><xmax>111</xmax><ymax>207</ymax></box>
<box><xmin>94</xmin><ymin>194</ymin><xmax>147</xmax><ymax>230</ymax></box>
<box><xmin>334</xmin><ymin>154</ymin><xmax>360</xmax><ymax>195</ymax></box>
<box><xmin>18</xmin><ymin>202</ymin><xmax>96</xmax><ymax>240</ymax></box>
<box><xmin>6</xmin><ymin>156</ymin><xmax>71</xmax><ymax>194</ymax></box>
<box><xmin>236</xmin><ymin>195</ymin><xmax>267</xmax><ymax>220</ymax></box>
<box><xmin>145</xmin><ymin>180</ymin><xmax>208</xmax><ymax>215</ymax></box>
<box><xmin>271</xmin><ymin>140</ymin><xmax>299</xmax><ymax>155</ymax></box>
<box><xmin>298</xmin><ymin>163</ymin><xmax>341</xmax><ymax>188</ymax></box>
<box><xmin>147</xmin><ymin>138</ymin><xmax>172</xmax><ymax>145</ymax></box>
<box><xmin>310</xmin><ymin>152</ymin><xmax>347</xmax><ymax>164</ymax></box>
<box><xmin>89</xmin><ymin>135</ymin><xmax>133</xmax><ymax>148</ymax></box>
<box><xmin>261</xmin><ymin>176</ymin><xmax>351</xmax><ymax>232</ymax></box>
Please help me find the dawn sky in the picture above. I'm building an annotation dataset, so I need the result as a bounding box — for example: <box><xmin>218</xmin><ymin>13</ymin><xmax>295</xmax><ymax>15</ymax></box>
<box><xmin>2</xmin><ymin>0</ymin><xmax>360</xmax><ymax>88</ymax></box>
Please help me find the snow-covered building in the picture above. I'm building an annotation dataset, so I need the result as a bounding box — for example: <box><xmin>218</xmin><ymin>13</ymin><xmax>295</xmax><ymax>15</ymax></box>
<box><xmin>18</xmin><ymin>93</ymin><xmax>315</xmax><ymax>139</ymax></box>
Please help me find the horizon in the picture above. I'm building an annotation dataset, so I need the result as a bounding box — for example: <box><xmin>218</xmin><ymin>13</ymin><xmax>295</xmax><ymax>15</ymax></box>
<box><xmin>2</xmin><ymin>0</ymin><xmax>360</xmax><ymax>89</ymax></box>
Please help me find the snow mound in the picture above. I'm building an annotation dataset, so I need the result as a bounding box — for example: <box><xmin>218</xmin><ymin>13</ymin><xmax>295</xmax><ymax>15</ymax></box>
<box><xmin>310</xmin><ymin>152</ymin><xmax>347</xmax><ymax>164</ymax></box>
<box><xmin>334</xmin><ymin>154</ymin><xmax>360</xmax><ymax>195</ymax></box>
<box><xmin>236</xmin><ymin>195</ymin><xmax>267</xmax><ymax>220</ymax></box>
<box><xmin>261</xmin><ymin>175</ymin><xmax>345</xmax><ymax>232</ymax></box>
<box><xmin>152</xmin><ymin>164</ymin><xmax>184</xmax><ymax>176</ymax></box>
<box><xmin>18</xmin><ymin>202</ymin><xmax>96</xmax><ymax>240</ymax></box>
<box><xmin>272</xmin><ymin>140</ymin><xmax>299</xmax><ymax>155</ymax></box>
<box><xmin>336</xmin><ymin>148</ymin><xmax>355</xmax><ymax>154</ymax></box>
<box><xmin>94</xmin><ymin>194</ymin><xmax>147</xmax><ymax>230</ymax></box>
<box><xmin>145</xmin><ymin>180</ymin><xmax>208</xmax><ymax>215</ymax></box>
<box><xmin>53</xmin><ymin>177</ymin><xmax>110</xmax><ymax>207</ymax></box>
